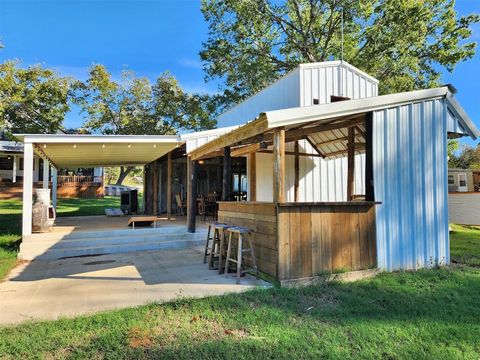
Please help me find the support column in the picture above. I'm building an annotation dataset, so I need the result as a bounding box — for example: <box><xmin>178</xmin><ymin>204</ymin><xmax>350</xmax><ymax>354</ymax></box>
<box><xmin>51</xmin><ymin>166</ymin><xmax>57</xmax><ymax>209</ymax></box>
<box><xmin>12</xmin><ymin>155</ymin><xmax>17</xmax><ymax>183</ymax></box>
<box><xmin>347</xmin><ymin>127</ymin><xmax>355</xmax><ymax>201</ymax></box>
<box><xmin>187</xmin><ymin>156</ymin><xmax>197</xmax><ymax>233</ymax></box>
<box><xmin>152</xmin><ymin>160</ymin><xmax>158</xmax><ymax>215</ymax></box>
<box><xmin>222</xmin><ymin>147</ymin><xmax>231</xmax><ymax>201</ymax></box>
<box><xmin>273</xmin><ymin>127</ymin><xmax>285</xmax><ymax>203</ymax></box>
<box><xmin>22</xmin><ymin>143</ymin><xmax>33</xmax><ymax>236</ymax></box>
<box><xmin>247</xmin><ymin>153</ymin><xmax>256</xmax><ymax>201</ymax></box>
<box><xmin>365</xmin><ymin>112</ymin><xmax>375</xmax><ymax>201</ymax></box>
<box><xmin>167</xmin><ymin>152</ymin><xmax>172</xmax><ymax>219</ymax></box>
<box><xmin>43</xmin><ymin>159</ymin><xmax>50</xmax><ymax>189</ymax></box>
<box><xmin>294</xmin><ymin>141</ymin><xmax>300</xmax><ymax>202</ymax></box>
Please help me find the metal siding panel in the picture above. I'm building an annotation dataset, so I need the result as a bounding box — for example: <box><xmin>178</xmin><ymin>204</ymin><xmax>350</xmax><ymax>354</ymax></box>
<box><xmin>373</xmin><ymin>99</ymin><xmax>449</xmax><ymax>271</ymax></box>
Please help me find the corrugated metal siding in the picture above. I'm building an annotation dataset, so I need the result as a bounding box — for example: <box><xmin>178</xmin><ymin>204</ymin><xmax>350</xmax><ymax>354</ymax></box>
<box><xmin>254</xmin><ymin>140</ymin><xmax>365</xmax><ymax>202</ymax></box>
<box><xmin>216</xmin><ymin>69</ymin><xmax>301</xmax><ymax>128</ymax></box>
<box><xmin>373</xmin><ymin>99</ymin><xmax>449</xmax><ymax>271</ymax></box>
<box><xmin>446</xmin><ymin>107</ymin><xmax>468</xmax><ymax>136</ymax></box>
<box><xmin>300</xmin><ymin>64</ymin><xmax>378</xmax><ymax>106</ymax></box>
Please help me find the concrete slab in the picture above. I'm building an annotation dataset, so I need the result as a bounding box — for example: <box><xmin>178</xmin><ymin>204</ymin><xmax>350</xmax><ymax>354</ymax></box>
<box><xmin>0</xmin><ymin>247</ymin><xmax>270</xmax><ymax>326</ymax></box>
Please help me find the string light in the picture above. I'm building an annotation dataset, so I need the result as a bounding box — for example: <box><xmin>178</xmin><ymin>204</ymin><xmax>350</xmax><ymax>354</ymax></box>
<box><xmin>128</xmin><ymin>144</ymin><xmax>131</xmax><ymax>148</ymax></box>
<box><xmin>43</xmin><ymin>144</ymin><xmax>47</xmax><ymax>149</ymax></box>
<box><xmin>73</xmin><ymin>144</ymin><xmax>76</xmax><ymax>149</ymax></box>
<box><xmin>102</xmin><ymin>144</ymin><xmax>105</xmax><ymax>148</ymax></box>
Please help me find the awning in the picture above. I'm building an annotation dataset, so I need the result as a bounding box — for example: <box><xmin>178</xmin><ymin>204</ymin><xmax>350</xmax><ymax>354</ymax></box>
<box><xmin>14</xmin><ymin>134</ymin><xmax>183</xmax><ymax>168</ymax></box>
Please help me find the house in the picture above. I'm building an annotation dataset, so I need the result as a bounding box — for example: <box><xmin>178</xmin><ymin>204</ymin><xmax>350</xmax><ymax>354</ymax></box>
<box><xmin>16</xmin><ymin>61</ymin><xmax>479</xmax><ymax>283</ymax></box>
<box><xmin>448</xmin><ymin>168</ymin><xmax>479</xmax><ymax>192</ymax></box>
<box><xmin>0</xmin><ymin>138</ymin><xmax>43</xmax><ymax>183</ymax></box>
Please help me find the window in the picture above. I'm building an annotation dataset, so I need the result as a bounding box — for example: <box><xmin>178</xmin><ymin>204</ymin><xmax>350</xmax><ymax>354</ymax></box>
<box><xmin>448</xmin><ymin>175</ymin><xmax>455</xmax><ymax>185</ymax></box>
<box><xmin>0</xmin><ymin>156</ymin><xmax>13</xmax><ymax>170</ymax></box>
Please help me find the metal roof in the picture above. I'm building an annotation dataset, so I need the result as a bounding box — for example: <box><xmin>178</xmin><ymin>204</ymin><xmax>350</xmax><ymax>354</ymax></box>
<box><xmin>14</xmin><ymin>134</ymin><xmax>183</xmax><ymax>168</ymax></box>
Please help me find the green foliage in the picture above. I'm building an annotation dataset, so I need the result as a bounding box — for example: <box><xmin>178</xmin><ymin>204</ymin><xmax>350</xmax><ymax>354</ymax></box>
<box><xmin>72</xmin><ymin>64</ymin><xmax>216</xmax><ymax>136</ymax></box>
<box><xmin>200</xmin><ymin>0</ymin><xmax>479</xmax><ymax>104</ymax></box>
<box><xmin>0</xmin><ymin>60</ymin><xmax>71</xmax><ymax>137</ymax></box>
<box><xmin>449</xmin><ymin>143</ymin><xmax>480</xmax><ymax>169</ymax></box>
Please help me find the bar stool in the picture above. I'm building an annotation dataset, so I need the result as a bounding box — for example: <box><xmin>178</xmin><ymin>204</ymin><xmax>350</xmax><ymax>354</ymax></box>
<box><xmin>224</xmin><ymin>226</ymin><xmax>259</xmax><ymax>284</ymax></box>
<box><xmin>203</xmin><ymin>222</ymin><xmax>229</xmax><ymax>271</ymax></box>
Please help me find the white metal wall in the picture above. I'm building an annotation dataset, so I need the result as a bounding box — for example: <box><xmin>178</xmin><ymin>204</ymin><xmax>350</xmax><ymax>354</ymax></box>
<box><xmin>217</xmin><ymin>70</ymin><xmax>301</xmax><ymax>128</ymax></box>
<box><xmin>299</xmin><ymin>63</ymin><xmax>378</xmax><ymax>106</ymax></box>
<box><xmin>254</xmin><ymin>141</ymin><xmax>366</xmax><ymax>202</ymax></box>
<box><xmin>373</xmin><ymin>99</ymin><xmax>450</xmax><ymax>271</ymax></box>
<box><xmin>217</xmin><ymin>61</ymin><xmax>379</xmax><ymax>128</ymax></box>
<box><xmin>183</xmin><ymin>126</ymin><xmax>239</xmax><ymax>153</ymax></box>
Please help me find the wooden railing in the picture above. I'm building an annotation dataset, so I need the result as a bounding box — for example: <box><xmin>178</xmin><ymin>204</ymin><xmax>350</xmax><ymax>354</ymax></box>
<box><xmin>57</xmin><ymin>175</ymin><xmax>102</xmax><ymax>185</ymax></box>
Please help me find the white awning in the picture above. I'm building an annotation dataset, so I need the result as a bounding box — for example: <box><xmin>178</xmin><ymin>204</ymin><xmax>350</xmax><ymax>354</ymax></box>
<box><xmin>14</xmin><ymin>134</ymin><xmax>183</xmax><ymax>168</ymax></box>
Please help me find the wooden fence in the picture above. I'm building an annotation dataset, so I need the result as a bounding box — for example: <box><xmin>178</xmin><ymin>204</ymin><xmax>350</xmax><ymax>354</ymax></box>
<box><xmin>57</xmin><ymin>175</ymin><xmax>104</xmax><ymax>198</ymax></box>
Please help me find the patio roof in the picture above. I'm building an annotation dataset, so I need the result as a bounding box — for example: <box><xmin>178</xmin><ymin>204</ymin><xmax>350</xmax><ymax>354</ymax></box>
<box><xmin>188</xmin><ymin>86</ymin><xmax>479</xmax><ymax>161</ymax></box>
<box><xmin>14</xmin><ymin>134</ymin><xmax>183</xmax><ymax>168</ymax></box>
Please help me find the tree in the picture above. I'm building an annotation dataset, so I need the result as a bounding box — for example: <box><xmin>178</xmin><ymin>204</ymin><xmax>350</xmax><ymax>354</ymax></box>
<box><xmin>449</xmin><ymin>143</ymin><xmax>480</xmax><ymax>170</ymax></box>
<box><xmin>73</xmin><ymin>64</ymin><xmax>216</xmax><ymax>184</ymax></box>
<box><xmin>0</xmin><ymin>60</ymin><xmax>71</xmax><ymax>137</ymax></box>
<box><xmin>200</xmin><ymin>0</ymin><xmax>479</xmax><ymax>104</ymax></box>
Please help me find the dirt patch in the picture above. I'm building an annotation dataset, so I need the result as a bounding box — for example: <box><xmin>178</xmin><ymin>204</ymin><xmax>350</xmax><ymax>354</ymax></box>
<box><xmin>128</xmin><ymin>327</ymin><xmax>153</xmax><ymax>349</ymax></box>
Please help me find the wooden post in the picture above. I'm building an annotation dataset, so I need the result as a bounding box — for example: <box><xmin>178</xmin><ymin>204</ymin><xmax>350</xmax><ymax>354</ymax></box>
<box><xmin>12</xmin><ymin>155</ymin><xmax>17</xmax><ymax>183</ymax></box>
<box><xmin>22</xmin><ymin>142</ymin><xmax>33</xmax><ymax>236</ymax></box>
<box><xmin>167</xmin><ymin>152</ymin><xmax>172</xmax><ymax>219</ymax></box>
<box><xmin>273</xmin><ymin>127</ymin><xmax>285</xmax><ymax>203</ymax></box>
<box><xmin>365</xmin><ymin>112</ymin><xmax>375</xmax><ymax>201</ymax></box>
<box><xmin>222</xmin><ymin>147</ymin><xmax>231</xmax><ymax>201</ymax></box>
<box><xmin>51</xmin><ymin>166</ymin><xmax>57</xmax><ymax>209</ymax></box>
<box><xmin>347</xmin><ymin>127</ymin><xmax>355</xmax><ymax>201</ymax></box>
<box><xmin>43</xmin><ymin>159</ymin><xmax>49</xmax><ymax>189</ymax></box>
<box><xmin>294</xmin><ymin>141</ymin><xmax>300</xmax><ymax>202</ymax></box>
<box><xmin>187</xmin><ymin>156</ymin><xmax>197</xmax><ymax>233</ymax></box>
<box><xmin>152</xmin><ymin>160</ymin><xmax>158</xmax><ymax>215</ymax></box>
<box><xmin>248</xmin><ymin>153</ymin><xmax>256</xmax><ymax>201</ymax></box>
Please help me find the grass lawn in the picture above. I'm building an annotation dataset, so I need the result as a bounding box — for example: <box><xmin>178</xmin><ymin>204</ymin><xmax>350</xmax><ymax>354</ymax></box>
<box><xmin>0</xmin><ymin>217</ymin><xmax>478</xmax><ymax>359</ymax></box>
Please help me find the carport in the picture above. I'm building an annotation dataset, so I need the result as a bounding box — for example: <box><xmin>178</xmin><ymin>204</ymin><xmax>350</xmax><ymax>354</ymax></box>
<box><xmin>15</xmin><ymin>134</ymin><xmax>183</xmax><ymax>238</ymax></box>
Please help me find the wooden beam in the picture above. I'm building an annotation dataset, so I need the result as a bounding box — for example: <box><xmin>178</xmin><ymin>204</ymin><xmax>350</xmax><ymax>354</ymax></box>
<box><xmin>294</xmin><ymin>141</ymin><xmax>299</xmax><ymax>202</ymax></box>
<box><xmin>273</xmin><ymin>127</ymin><xmax>285</xmax><ymax>203</ymax></box>
<box><xmin>257</xmin><ymin>150</ymin><xmax>323</xmax><ymax>157</ymax></box>
<box><xmin>284</xmin><ymin>117</ymin><xmax>365</xmax><ymax>142</ymax></box>
<box><xmin>222</xmin><ymin>147</ymin><xmax>231</xmax><ymax>201</ymax></box>
<box><xmin>187</xmin><ymin>156</ymin><xmax>197</xmax><ymax>233</ymax></box>
<box><xmin>304</xmin><ymin>137</ymin><xmax>325</xmax><ymax>158</ymax></box>
<box><xmin>365</xmin><ymin>112</ymin><xmax>375</xmax><ymax>201</ymax></box>
<box><xmin>231</xmin><ymin>143</ymin><xmax>261</xmax><ymax>157</ymax></box>
<box><xmin>347</xmin><ymin>127</ymin><xmax>355</xmax><ymax>201</ymax></box>
<box><xmin>248</xmin><ymin>152</ymin><xmax>256</xmax><ymax>201</ymax></box>
<box><xmin>190</xmin><ymin>116</ymin><xmax>269</xmax><ymax>160</ymax></box>
<box><xmin>167</xmin><ymin>152</ymin><xmax>172</xmax><ymax>219</ymax></box>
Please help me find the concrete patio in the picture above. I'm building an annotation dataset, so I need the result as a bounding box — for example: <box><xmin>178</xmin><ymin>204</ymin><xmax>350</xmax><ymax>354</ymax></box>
<box><xmin>0</xmin><ymin>247</ymin><xmax>269</xmax><ymax>326</ymax></box>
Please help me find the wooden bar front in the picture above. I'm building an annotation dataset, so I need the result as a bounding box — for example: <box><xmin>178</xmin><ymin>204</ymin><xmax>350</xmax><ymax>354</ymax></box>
<box><xmin>217</xmin><ymin>201</ymin><xmax>377</xmax><ymax>282</ymax></box>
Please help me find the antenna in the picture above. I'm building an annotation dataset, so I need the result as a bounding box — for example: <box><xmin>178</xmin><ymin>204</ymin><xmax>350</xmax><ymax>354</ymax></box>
<box><xmin>341</xmin><ymin>8</ymin><xmax>344</xmax><ymax>63</ymax></box>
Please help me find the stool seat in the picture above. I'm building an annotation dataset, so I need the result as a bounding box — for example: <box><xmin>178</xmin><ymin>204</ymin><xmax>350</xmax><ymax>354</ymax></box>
<box><xmin>227</xmin><ymin>226</ymin><xmax>250</xmax><ymax>234</ymax></box>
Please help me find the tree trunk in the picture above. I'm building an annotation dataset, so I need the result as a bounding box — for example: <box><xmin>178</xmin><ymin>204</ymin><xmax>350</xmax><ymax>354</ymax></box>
<box><xmin>115</xmin><ymin>166</ymin><xmax>134</xmax><ymax>185</ymax></box>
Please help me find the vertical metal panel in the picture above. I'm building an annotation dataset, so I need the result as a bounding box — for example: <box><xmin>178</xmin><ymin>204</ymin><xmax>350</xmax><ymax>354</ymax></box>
<box><xmin>446</xmin><ymin>107</ymin><xmax>468</xmax><ymax>136</ymax></box>
<box><xmin>373</xmin><ymin>99</ymin><xmax>449</xmax><ymax>271</ymax></box>
<box><xmin>217</xmin><ymin>69</ymin><xmax>301</xmax><ymax>128</ymax></box>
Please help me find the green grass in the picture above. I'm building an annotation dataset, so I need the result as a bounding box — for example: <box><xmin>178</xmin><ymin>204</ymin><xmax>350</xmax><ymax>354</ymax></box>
<box><xmin>450</xmin><ymin>224</ymin><xmax>480</xmax><ymax>267</ymax></box>
<box><xmin>0</xmin><ymin>267</ymin><xmax>479</xmax><ymax>359</ymax></box>
<box><xmin>0</xmin><ymin>223</ymin><xmax>478</xmax><ymax>358</ymax></box>
<box><xmin>56</xmin><ymin>196</ymin><xmax>120</xmax><ymax>217</ymax></box>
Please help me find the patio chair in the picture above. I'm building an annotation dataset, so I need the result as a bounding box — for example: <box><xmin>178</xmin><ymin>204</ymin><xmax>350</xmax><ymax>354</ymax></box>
<box><xmin>175</xmin><ymin>194</ymin><xmax>187</xmax><ymax>216</ymax></box>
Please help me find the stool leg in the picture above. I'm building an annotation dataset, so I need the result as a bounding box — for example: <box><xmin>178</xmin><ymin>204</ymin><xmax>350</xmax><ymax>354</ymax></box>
<box><xmin>203</xmin><ymin>225</ymin><xmax>211</xmax><ymax>264</ymax></box>
<box><xmin>248</xmin><ymin>235</ymin><xmax>259</xmax><ymax>279</ymax></box>
<box><xmin>236</xmin><ymin>233</ymin><xmax>243</xmax><ymax>285</ymax></box>
<box><xmin>218</xmin><ymin>229</ymin><xmax>225</xmax><ymax>274</ymax></box>
<box><xmin>209</xmin><ymin>227</ymin><xmax>218</xmax><ymax>270</ymax></box>
<box><xmin>224</xmin><ymin>231</ymin><xmax>233</xmax><ymax>277</ymax></box>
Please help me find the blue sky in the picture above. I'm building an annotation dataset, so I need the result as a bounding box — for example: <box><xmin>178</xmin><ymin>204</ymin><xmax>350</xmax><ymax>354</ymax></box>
<box><xmin>0</xmin><ymin>0</ymin><xmax>479</xmax><ymax>146</ymax></box>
